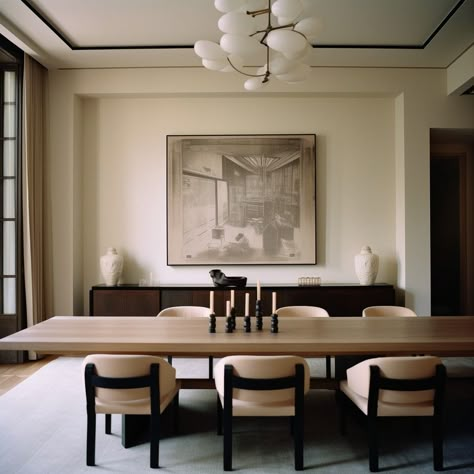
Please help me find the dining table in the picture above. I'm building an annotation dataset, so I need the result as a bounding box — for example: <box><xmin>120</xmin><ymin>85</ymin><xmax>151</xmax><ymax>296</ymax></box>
<box><xmin>1</xmin><ymin>314</ymin><xmax>473</xmax><ymax>361</ymax></box>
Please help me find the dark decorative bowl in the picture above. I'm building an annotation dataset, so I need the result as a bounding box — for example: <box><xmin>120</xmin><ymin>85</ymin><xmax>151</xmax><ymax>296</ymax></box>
<box><xmin>209</xmin><ymin>269</ymin><xmax>247</xmax><ymax>288</ymax></box>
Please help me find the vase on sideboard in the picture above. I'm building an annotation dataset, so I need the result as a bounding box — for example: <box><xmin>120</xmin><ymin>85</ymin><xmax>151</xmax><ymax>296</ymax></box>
<box><xmin>100</xmin><ymin>247</ymin><xmax>123</xmax><ymax>286</ymax></box>
<box><xmin>355</xmin><ymin>246</ymin><xmax>379</xmax><ymax>285</ymax></box>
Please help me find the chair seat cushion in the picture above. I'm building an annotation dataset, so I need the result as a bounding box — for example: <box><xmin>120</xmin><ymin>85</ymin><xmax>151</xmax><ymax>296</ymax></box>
<box><xmin>340</xmin><ymin>380</ymin><xmax>434</xmax><ymax>417</ymax></box>
<box><xmin>218</xmin><ymin>393</ymin><xmax>295</xmax><ymax>417</ymax></box>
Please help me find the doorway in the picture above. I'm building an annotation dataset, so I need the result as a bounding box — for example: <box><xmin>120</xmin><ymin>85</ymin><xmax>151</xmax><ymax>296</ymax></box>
<box><xmin>430</xmin><ymin>129</ymin><xmax>474</xmax><ymax>315</ymax></box>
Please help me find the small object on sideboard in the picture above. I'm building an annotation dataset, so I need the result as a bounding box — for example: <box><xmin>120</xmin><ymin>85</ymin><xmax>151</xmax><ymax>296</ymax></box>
<box><xmin>209</xmin><ymin>269</ymin><xmax>247</xmax><ymax>288</ymax></box>
<box><xmin>297</xmin><ymin>277</ymin><xmax>321</xmax><ymax>286</ymax></box>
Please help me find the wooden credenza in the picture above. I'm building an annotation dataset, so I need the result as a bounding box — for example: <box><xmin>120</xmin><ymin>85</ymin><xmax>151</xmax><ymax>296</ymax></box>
<box><xmin>89</xmin><ymin>283</ymin><xmax>395</xmax><ymax>317</ymax></box>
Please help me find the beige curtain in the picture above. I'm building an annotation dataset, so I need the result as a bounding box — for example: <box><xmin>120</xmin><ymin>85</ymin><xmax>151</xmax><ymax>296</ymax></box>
<box><xmin>22</xmin><ymin>54</ymin><xmax>50</xmax><ymax>358</ymax></box>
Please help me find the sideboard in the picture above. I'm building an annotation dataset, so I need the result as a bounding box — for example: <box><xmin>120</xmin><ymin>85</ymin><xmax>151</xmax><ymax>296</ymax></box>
<box><xmin>89</xmin><ymin>283</ymin><xmax>395</xmax><ymax>317</ymax></box>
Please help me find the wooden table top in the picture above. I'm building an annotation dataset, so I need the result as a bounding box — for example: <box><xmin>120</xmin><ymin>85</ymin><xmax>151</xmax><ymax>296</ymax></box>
<box><xmin>1</xmin><ymin>315</ymin><xmax>473</xmax><ymax>357</ymax></box>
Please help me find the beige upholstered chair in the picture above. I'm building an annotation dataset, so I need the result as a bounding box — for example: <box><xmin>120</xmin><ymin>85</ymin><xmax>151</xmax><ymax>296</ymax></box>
<box><xmin>215</xmin><ymin>355</ymin><xmax>310</xmax><ymax>471</ymax></box>
<box><xmin>338</xmin><ymin>356</ymin><xmax>446</xmax><ymax>472</ymax></box>
<box><xmin>157</xmin><ymin>306</ymin><xmax>213</xmax><ymax>378</ymax></box>
<box><xmin>83</xmin><ymin>354</ymin><xmax>180</xmax><ymax>469</ymax></box>
<box><xmin>276</xmin><ymin>305</ymin><xmax>332</xmax><ymax>378</ymax></box>
<box><xmin>157</xmin><ymin>306</ymin><xmax>210</xmax><ymax>318</ymax></box>
<box><xmin>363</xmin><ymin>305</ymin><xmax>417</xmax><ymax>317</ymax></box>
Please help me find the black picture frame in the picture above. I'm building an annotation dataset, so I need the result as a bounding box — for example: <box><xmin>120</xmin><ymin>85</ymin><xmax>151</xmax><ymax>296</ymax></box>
<box><xmin>166</xmin><ymin>134</ymin><xmax>316</xmax><ymax>265</ymax></box>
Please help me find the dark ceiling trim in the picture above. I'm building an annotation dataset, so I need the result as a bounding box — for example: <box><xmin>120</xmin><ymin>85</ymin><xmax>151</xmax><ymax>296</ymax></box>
<box><xmin>21</xmin><ymin>0</ymin><xmax>466</xmax><ymax>51</ymax></box>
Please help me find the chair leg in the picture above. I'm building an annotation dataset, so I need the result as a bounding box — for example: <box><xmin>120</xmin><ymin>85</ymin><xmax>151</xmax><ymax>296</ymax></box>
<box><xmin>223</xmin><ymin>402</ymin><xmax>232</xmax><ymax>470</ymax></box>
<box><xmin>325</xmin><ymin>356</ymin><xmax>331</xmax><ymax>379</ymax></box>
<box><xmin>433</xmin><ymin>414</ymin><xmax>444</xmax><ymax>471</ymax></box>
<box><xmin>294</xmin><ymin>415</ymin><xmax>304</xmax><ymax>470</ymax></box>
<box><xmin>105</xmin><ymin>414</ymin><xmax>112</xmax><ymax>434</ymax></box>
<box><xmin>368</xmin><ymin>416</ymin><xmax>379</xmax><ymax>472</ymax></box>
<box><xmin>86</xmin><ymin>411</ymin><xmax>96</xmax><ymax>466</ymax></box>
<box><xmin>209</xmin><ymin>356</ymin><xmax>214</xmax><ymax>379</ymax></box>
<box><xmin>150</xmin><ymin>411</ymin><xmax>160</xmax><ymax>469</ymax></box>
<box><xmin>173</xmin><ymin>391</ymin><xmax>180</xmax><ymax>434</ymax></box>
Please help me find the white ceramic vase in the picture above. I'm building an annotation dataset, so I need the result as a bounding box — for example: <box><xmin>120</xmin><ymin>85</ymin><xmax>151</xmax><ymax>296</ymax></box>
<box><xmin>355</xmin><ymin>246</ymin><xmax>379</xmax><ymax>285</ymax></box>
<box><xmin>100</xmin><ymin>247</ymin><xmax>124</xmax><ymax>286</ymax></box>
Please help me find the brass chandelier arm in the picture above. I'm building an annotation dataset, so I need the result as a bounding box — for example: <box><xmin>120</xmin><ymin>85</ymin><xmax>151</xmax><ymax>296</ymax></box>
<box><xmin>226</xmin><ymin>57</ymin><xmax>269</xmax><ymax>79</ymax></box>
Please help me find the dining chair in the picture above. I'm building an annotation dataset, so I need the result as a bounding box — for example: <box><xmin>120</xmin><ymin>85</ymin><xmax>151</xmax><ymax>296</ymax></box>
<box><xmin>362</xmin><ymin>305</ymin><xmax>417</xmax><ymax>317</ymax></box>
<box><xmin>338</xmin><ymin>355</ymin><xmax>446</xmax><ymax>472</ymax></box>
<box><xmin>157</xmin><ymin>306</ymin><xmax>214</xmax><ymax>378</ymax></box>
<box><xmin>83</xmin><ymin>354</ymin><xmax>180</xmax><ymax>468</ymax></box>
<box><xmin>276</xmin><ymin>305</ymin><xmax>332</xmax><ymax>378</ymax></box>
<box><xmin>215</xmin><ymin>355</ymin><xmax>310</xmax><ymax>471</ymax></box>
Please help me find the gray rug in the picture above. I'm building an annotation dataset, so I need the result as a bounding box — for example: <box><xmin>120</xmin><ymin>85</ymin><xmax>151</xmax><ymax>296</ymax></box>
<box><xmin>0</xmin><ymin>357</ymin><xmax>473</xmax><ymax>473</ymax></box>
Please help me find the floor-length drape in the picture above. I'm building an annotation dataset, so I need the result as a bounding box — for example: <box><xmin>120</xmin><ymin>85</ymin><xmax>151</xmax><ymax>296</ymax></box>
<box><xmin>22</xmin><ymin>54</ymin><xmax>49</xmax><ymax>358</ymax></box>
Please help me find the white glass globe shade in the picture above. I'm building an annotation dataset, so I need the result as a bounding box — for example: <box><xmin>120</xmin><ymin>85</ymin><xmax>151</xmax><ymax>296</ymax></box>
<box><xmin>214</xmin><ymin>0</ymin><xmax>246</xmax><ymax>13</ymax></box>
<box><xmin>269</xmin><ymin>55</ymin><xmax>295</xmax><ymax>75</ymax></box>
<box><xmin>244</xmin><ymin>77</ymin><xmax>266</xmax><ymax>91</ymax></box>
<box><xmin>267</xmin><ymin>29</ymin><xmax>307</xmax><ymax>55</ymax></box>
<box><xmin>194</xmin><ymin>40</ymin><xmax>227</xmax><ymax>60</ymax></box>
<box><xmin>218</xmin><ymin>11</ymin><xmax>257</xmax><ymax>35</ymax></box>
<box><xmin>220</xmin><ymin>33</ymin><xmax>263</xmax><ymax>57</ymax></box>
<box><xmin>219</xmin><ymin>55</ymin><xmax>244</xmax><ymax>72</ymax></box>
<box><xmin>282</xmin><ymin>42</ymin><xmax>312</xmax><ymax>61</ymax></box>
<box><xmin>277</xmin><ymin>16</ymin><xmax>296</xmax><ymax>26</ymax></box>
<box><xmin>271</xmin><ymin>0</ymin><xmax>303</xmax><ymax>22</ymax></box>
<box><xmin>276</xmin><ymin>63</ymin><xmax>310</xmax><ymax>83</ymax></box>
<box><xmin>202</xmin><ymin>58</ymin><xmax>228</xmax><ymax>71</ymax></box>
<box><xmin>295</xmin><ymin>17</ymin><xmax>322</xmax><ymax>40</ymax></box>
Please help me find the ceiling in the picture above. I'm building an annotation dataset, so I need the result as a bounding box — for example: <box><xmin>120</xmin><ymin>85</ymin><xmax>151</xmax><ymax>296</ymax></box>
<box><xmin>0</xmin><ymin>0</ymin><xmax>473</xmax><ymax>70</ymax></box>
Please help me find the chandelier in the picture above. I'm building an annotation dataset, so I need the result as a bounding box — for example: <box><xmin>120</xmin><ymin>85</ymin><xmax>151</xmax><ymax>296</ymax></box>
<box><xmin>194</xmin><ymin>0</ymin><xmax>320</xmax><ymax>91</ymax></box>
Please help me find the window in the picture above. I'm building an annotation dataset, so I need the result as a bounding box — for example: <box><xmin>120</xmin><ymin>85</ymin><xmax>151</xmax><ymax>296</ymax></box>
<box><xmin>0</xmin><ymin>35</ymin><xmax>23</xmax><ymax>362</ymax></box>
<box><xmin>1</xmin><ymin>69</ymin><xmax>18</xmax><ymax>315</ymax></box>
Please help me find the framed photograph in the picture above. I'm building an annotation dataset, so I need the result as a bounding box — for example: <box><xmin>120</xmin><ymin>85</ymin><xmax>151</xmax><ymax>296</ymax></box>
<box><xmin>167</xmin><ymin>134</ymin><xmax>316</xmax><ymax>265</ymax></box>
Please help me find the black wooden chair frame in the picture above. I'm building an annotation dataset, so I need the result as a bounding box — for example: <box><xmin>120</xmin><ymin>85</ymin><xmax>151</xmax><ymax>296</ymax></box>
<box><xmin>85</xmin><ymin>362</ymin><xmax>179</xmax><ymax>469</ymax></box>
<box><xmin>217</xmin><ymin>363</ymin><xmax>305</xmax><ymax>471</ymax></box>
<box><xmin>339</xmin><ymin>363</ymin><xmax>446</xmax><ymax>472</ymax></box>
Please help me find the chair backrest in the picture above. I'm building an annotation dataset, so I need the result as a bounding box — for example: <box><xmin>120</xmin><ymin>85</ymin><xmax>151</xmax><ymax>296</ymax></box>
<box><xmin>362</xmin><ymin>305</ymin><xmax>417</xmax><ymax>317</ymax></box>
<box><xmin>346</xmin><ymin>356</ymin><xmax>444</xmax><ymax>405</ymax></box>
<box><xmin>275</xmin><ymin>305</ymin><xmax>329</xmax><ymax>317</ymax></box>
<box><xmin>157</xmin><ymin>306</ymin><xmax>210</xmax><ymax>317</ymax></box>
<box><xmin>83</xmin><ymin>354</ymin><xmax>176</xmax><ymax>404</ymax></box>
<box><xmin>215</xmin><ymin>355</ymin><xmax>310</xmax><ymax>404</ymax></box>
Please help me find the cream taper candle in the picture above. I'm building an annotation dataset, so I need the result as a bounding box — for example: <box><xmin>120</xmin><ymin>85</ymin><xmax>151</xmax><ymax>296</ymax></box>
<box><xmin>272</xmin><ymin>292</ymin><xmax>277</xmax><ymax>313</ymax></box>
<box><xmin>230</xmin><ymin>289</ymin><xmax>235</xmax><ymax>308</ymax></box>
<box><xmin>210</xmin><ymin>291</ymin><xmax>214</xmax><ymax>314</ymax></box>
<box><xmin>257</xmin><ymin>280</ymin><xmax>261</xmax><ymax>300</ymax></box>
<box><xmin>245</xmin><ymin>293</ymin><xmax>249</xmax><ymax>315</ymax></box>
<box><xmin>226</xmin><ymin>300</ymin><xmax>231</xmax><ymax>316</ymax></box>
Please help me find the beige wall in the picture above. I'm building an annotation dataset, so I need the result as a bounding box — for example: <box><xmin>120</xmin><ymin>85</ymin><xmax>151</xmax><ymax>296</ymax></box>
<box><xmin>47</xmin><ymin>67</ymin><xmax>474</xmax><ymax>316</ymax></box>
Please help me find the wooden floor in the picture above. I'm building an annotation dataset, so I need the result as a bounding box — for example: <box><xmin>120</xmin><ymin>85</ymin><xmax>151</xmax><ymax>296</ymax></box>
<box><xmin>0</xmin><ymin>356</ymin><xmax>56</xmax><ymax>396</ymax></box>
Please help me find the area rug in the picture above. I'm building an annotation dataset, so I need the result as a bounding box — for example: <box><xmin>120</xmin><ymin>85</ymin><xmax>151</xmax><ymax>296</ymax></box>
<box><xmin>0</xmin><ymin>357</ymin><xmax>473</xmax><ymax>473</ymax></box>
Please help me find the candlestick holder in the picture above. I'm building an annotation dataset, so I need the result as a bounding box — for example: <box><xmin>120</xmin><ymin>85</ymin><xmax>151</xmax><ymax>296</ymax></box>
<box><xmin>230</xmin><ymin>307</ymin><xmax>236</xmax><ymax>330</ymax></box>
<box><xmin>225</xmin><ymin>316</ymin><xmax>233</xmax><ymax>333</ymax></box>
<box><xmin>208</xmin><ymin>313</ymin><xmax>216</xmax><ymax>333</ymax></box>
<box><xmin>243</xmin><ymin>314</ymin><xmax>251</xmax><ymax>332</ymax></box>
<box><xmin>271</xmin><ymin>312</ymin><xmax>279</xmax><ymax>333</ymax></box>
<box><xmin>255</xmin><ymin>300</ymin><xmax>263</xmax><ymax>331</ymax></box>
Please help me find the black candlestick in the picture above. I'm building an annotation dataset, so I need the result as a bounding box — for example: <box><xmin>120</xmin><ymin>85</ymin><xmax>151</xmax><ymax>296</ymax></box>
<box><xmin>244</xmin><ymin>314</ymin><xmax>251</xmax><ymax>332</ymax></box>
<box><xmin>208</xmin><ymin>313</ymin><xmax>216</xmax><ymax>333</ymax></box>
<box><xmin>230</xmin><ymin>307</ymin><xmax>236</xmax><ymax>330</ymax></box>
<box><xmin>225</xmin><ymin>315</ymin><xmax>233</xmax><ymax>333</ymax></box>
<box><xmin>271</xmin><ymin>312</ymin><xmax>279</xmax><ymax>333</ymax></box>
<box><xmin>256</xmin><ymin>299</ymin><xmax>263</xmax><ymax>330</ymax></box>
